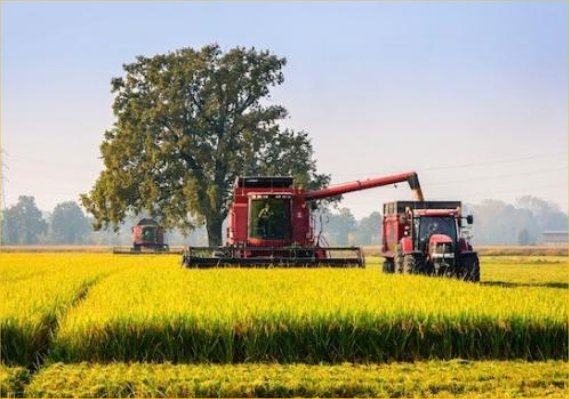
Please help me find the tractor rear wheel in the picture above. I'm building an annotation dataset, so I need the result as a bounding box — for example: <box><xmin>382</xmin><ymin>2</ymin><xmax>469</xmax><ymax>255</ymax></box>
<box><xmin>403</xmin><ymin>253</ymin><xmax>425</xmax><ymax>274</ymax></box>
<box><xmin>459</xmin><ymin>254</ymin><xmax>480</xmax><ymax>282</ymax></box>
<box><xmin>382</xmin><ymin>259</ymin><xmax>395</xmax><ymax>273</ymax></box>
<box><xmin>394</xmin><ymin>245</ymin><xmax>404</xmax><ymax>273</ymax></box>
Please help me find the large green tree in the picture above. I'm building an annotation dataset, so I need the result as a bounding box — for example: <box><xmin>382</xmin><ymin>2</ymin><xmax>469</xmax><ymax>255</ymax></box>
<box><xmin>81</xmin><ymin>45</ymin><xmax>330</xmax><ymax>245</ymax></box>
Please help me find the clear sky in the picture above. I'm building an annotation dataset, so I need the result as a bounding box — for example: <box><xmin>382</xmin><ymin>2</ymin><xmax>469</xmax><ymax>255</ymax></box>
<box><xmin>2</xmin><ymin>1</ymin><xmax>567</xmax><ymax>218</ymax></box>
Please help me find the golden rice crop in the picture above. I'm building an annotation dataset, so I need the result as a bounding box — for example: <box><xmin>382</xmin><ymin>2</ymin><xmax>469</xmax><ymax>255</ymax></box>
<box><xmin>481</xmin><ymin>256</ymin><xmax>568</xmax><ymax>287</ymax></box>
<box><xmin>0</xmin><ymin>254</ymin><xmax>133</xmax><ymax>366</ymax></box>
<box><xmin>25</xmin><ymin>361</ymin><xmax>569</xmax><ymax>398</ymax></box>
<box><xmin>2</xmin><ymin>254</ymin><xmax>567</xmax><ymax>366</ymax></box>
<box><xmin>0</xmin><ymin>365</ymin><xmax>28</xmax><ymax>398</ymax></box>
<box><xmin>51</xmin><ymin>260</ymin><xmax>568</xmax><ymax>363</ymax></box>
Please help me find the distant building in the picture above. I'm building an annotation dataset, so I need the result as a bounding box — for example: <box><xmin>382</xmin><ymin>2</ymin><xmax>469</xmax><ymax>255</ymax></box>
<box><xmin>542</xmin><ymin>231</ymin><xmax>568</xmax><ymax>246</ymax></box>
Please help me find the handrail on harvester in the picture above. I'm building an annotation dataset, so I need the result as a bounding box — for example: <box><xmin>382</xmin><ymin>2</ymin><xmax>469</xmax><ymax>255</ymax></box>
<box><xmin>303</xmin><ymin>171</ymin><xmax>424</xmax><ymax>202</ymax></box>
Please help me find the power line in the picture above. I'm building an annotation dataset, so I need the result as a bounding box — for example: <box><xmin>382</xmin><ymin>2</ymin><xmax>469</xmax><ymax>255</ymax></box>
<box><xmin>425</xmin><ymin>166</ymin><xmax>567</xmax><ymax>187</ymax></box>
<box><xmin>331</xmin><ymin>151</ymin><xmax>568</xmax><ymax>177</ymax></box>
<box><xmin>419</xmin><ymin>151</ymin><xmax>568</xmax><ymax>172</ymax></box>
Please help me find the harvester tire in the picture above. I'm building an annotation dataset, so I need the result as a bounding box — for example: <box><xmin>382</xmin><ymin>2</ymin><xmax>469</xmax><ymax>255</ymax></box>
<box><xmin>459</xmin><ymin>254</ymin><xmax>480</xmax><ymax>282</ymax></box>
<box><xmin>382</xmin><ymin>259</ymin><xmax>395</xmax><ymax>273</ymax></box>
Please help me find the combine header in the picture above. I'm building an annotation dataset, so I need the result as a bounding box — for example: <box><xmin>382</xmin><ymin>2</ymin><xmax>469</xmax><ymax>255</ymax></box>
<box><xmin>113</xmin><ymin>218</ymin><xmax>178</xmax><ymax>254</ymax></box>
<box><xmin>182</xmin><ymin>171</ymin><xmax>424</xmax><ymax>268</ymax></box>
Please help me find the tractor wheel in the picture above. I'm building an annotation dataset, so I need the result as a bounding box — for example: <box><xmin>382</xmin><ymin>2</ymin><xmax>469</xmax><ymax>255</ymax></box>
<box><xmin>459</xmin><ymin>254</ymin><xmax>481</xmax><ymax>282</ymax></box>
<box><xmin>382</xmin><ymin>259</ymin><xmax>395</xmax><ymax>274</ymax></box>
<box><xmin>422</xmin><ymin>262</ymin><xmax>435</xmax><ymax>276</ymax></box>
<box><xmin>402</xmin><ymin>254</ymin><xmax>419</xmax><ymax>274</ymax></box>
<box><xmin>403</xmin><ymin>253</ymin><xmax>426</xmax><ymax>275</ymax></box>
<box><xmin>394</xmin><ymin>245</ymin><xmax>404</xmax><ymax>273</ymax></box>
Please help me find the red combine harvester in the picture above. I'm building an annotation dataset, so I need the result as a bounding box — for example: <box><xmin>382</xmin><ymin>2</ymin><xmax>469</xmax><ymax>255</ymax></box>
<box><xmin>182</xmin><ymin>171</ymin><xmax>424</xmax><ymax>268</ymax></box>
<box><xmin>113</xmin><ymin>218</ymin><xmax>174</xmax><ymax>254</ymax></box>
<box><xmin>381</xmin><ymin>201</ymin><xmax>479</xmax><ymax>281</ymax></box>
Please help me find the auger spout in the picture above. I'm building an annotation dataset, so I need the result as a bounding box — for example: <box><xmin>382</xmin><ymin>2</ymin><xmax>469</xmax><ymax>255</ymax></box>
<box><xmin>303</xmin><ymin>171</ymin><xmax>424</xmax><ymax>202</ymax></box>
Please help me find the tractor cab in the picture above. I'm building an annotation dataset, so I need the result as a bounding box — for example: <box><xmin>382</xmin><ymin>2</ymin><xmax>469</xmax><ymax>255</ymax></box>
<box><xmin>412</xmin><ymin>210</ymin><xmax>459</xmax><ymax>252</ymax></box>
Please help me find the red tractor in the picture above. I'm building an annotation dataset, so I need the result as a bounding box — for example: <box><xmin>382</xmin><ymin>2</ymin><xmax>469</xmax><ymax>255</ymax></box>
<box><xmin>381</xmin><ymin>201</ymin><xmax>479</xmax><ymax>281</ymax></box>
<box><xmin>182</xmin><ymin>171</ymin><xmax>424</xmax><ymax>268</ymax></box>
<box><xmin>113</xmin><ymin>218</ymin><xmax>173</xmax><ymax>254</ymax></box>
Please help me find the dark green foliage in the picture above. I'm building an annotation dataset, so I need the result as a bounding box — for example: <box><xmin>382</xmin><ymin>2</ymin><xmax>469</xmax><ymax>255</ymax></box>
<box><xmin>81</xmin><ymin>45</ymin><xmax>330</xmax><ymax>245</ymax></box>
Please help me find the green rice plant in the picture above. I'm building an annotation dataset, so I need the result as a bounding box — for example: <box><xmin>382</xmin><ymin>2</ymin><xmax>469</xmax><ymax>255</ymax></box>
<box><xmin>25</xmin><ymin>361</ymin><xmax>569</xmax><ymax>398</ymax></box>
<box><xmin>51</xmin><ymin>264</ymin><xmax>568</xmax><ymax>363</ymax></box>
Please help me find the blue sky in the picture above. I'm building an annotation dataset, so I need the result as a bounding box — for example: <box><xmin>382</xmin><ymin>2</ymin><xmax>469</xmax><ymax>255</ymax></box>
<box><xmin>2</xmin><ymin>1</ymin><xmax>568</xmax><ymax>217</ymax></box>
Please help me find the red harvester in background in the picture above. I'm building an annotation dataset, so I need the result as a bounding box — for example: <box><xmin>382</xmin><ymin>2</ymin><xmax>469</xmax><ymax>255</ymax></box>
<box><xmin>113</xmin><ymin>218</ymin><xmax>175</xmax><ymax>254</ymax></box>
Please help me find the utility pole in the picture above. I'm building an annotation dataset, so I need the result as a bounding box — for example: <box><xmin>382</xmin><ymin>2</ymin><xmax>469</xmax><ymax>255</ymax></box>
<box><xmin>0</xmin><ymin>139</ymin><xmax>4</xmax><ymax>247</ymax></box>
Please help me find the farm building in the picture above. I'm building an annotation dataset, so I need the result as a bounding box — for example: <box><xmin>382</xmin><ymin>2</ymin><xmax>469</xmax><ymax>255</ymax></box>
<box><xmin>541</xmin><ymin>231</ymin><xmax>568</xmax><ymax>246</ymax></box>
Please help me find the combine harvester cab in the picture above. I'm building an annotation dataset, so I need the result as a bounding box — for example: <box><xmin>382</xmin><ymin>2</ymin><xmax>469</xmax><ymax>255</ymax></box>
<box><xmin>113</xmin><ymin>218</ymin><xmax>178</xmax><ymax>254</ymax></box>
<box><xmin>381</xmin><ymin>201</ymin><xmax>480</xmax><ymax>281</ymax></box>
<box><xmin>182</xmin><ymin>172</ymin><xmax>424</xmax><ymax>268</ymax></box>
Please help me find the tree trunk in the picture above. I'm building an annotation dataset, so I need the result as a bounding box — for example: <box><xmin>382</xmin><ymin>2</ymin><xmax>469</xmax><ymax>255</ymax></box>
<box><xmin>206</xmin><ymin>217</ymin><xmax>224</xmax><ymax>247</ymax></box>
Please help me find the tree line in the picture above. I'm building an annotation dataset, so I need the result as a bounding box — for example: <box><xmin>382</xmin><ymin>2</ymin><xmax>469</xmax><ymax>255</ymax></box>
<box><xmin>1</xmin><ymin>194</ymin><xmax>565</xmax><ymax>246</ymax></box>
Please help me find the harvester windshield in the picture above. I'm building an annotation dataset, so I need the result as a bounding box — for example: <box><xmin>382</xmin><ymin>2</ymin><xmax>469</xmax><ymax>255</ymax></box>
<box><xmin>415</xmin><ymin>216</ymin><xmax>457</xmax><ymax>245</ymax></box>
<box><xmin>248</xmin><ymin>196</ymin><xmax>291</xmax><ymax>240</ymax></box>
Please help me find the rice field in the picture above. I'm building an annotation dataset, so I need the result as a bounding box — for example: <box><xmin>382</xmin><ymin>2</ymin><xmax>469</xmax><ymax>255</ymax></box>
<box><xmin>0</xmin><ymin>252</ymin><xmax>567</xmax><ymax>397</ymax></box>
<box><xmin>24</xmin><ymin>361</ymin><xmax>569</xmax><ymax>398</ymax></box>
<box><xmin>51</xmin><ymin>263</ymin><xmax>567</xmax><ymax>363</ymax></box>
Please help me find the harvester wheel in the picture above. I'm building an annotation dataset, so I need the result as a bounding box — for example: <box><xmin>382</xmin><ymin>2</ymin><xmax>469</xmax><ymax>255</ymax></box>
<box><xmin>459</xmin><ymin>254</ymin><xmax>480</xmax><ymax>282</ymax></box>
<box><xmin>382</xmin><ymin>259</ymin><xmax>395</xmax><ymax>273</ymax></box>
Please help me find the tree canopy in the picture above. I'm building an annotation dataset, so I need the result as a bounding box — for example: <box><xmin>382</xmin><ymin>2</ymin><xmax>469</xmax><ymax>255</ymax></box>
<box><xmin>81</xmin><ymin>44</ymin><xmax>330</xmax><ymax>245</ymax></box>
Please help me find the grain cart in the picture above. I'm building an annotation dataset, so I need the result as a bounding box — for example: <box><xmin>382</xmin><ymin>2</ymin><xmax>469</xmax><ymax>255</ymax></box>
<box><xmin>113</xmin><ymin>218</ymin><xmax>175</xmax><ymax>254</ymax></box>
<box><xmin>182</xmin><ymin>171</ymin><xmax>424</xmax><ymax>268</ymax></box>
<box><xmin>381</xmin><ymin>201</ymin><xmax>479</xmax><ymax>281</ymax></box>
